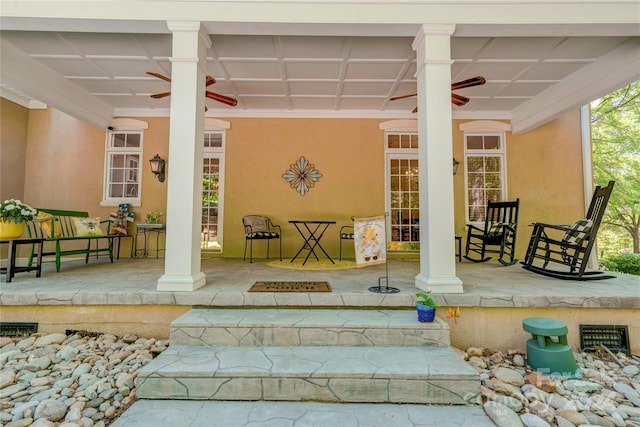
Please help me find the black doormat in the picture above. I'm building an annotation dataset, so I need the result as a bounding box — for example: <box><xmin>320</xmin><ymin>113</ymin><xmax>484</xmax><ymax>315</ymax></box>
<box><xmin>249</xmin><ymin>281</ymin><xmax>332</xmax><ymax>292</ymax></box>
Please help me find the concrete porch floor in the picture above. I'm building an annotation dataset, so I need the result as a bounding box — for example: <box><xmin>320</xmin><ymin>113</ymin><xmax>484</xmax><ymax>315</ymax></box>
<box><xmin>1</xmin><ymin>256</ymin><xmax>638</xmax><ymax>352</ymax></box>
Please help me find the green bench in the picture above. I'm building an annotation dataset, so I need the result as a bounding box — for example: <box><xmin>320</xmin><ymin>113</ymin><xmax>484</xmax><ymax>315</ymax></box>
<box><xmin>26</xmin><ymin>208</ymin><xmax>117</xmax><ymax>272</ymax></box>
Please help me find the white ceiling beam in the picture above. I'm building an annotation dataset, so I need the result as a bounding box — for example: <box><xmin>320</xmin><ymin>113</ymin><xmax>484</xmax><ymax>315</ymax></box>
<box><xmin>0</xmin><ymin>37</ymin><xmax>114</xmax><ymax>130</ymax></box>
<box><xmin>510</xmin><ymin>38</ymin><xmax>640</xmax><ymax>134</ymax></box>
<box><xmin>1</xmin><ymin>1</ymin><xmax>638</xmax><ymax>28</ymax></box>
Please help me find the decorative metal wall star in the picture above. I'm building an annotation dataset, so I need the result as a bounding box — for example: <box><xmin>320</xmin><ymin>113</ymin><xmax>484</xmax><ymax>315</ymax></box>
<box><xmin>282</xmin><ymin>156</ymin><xmax>323</xmax><ymax>196</ymax></box>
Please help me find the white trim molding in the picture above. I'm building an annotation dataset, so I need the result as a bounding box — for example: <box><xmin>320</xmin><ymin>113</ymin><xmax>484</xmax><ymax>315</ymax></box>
<box><xmin>111</xmin><ymin>118</ymin><xmax>149</xmax><ymax>130</ymax></box>
<box><xmin>459</xmin><ymin>120</ymin><xmax>511</xmax><ymax>132</ymax></box>
<box><xmin>204</xmin><ymin>118</ymin><xmax>231</xmax><ymax>130</ymax></box>
<box><xmin>379</xmin><ymin>119</ymin><xmax>417</xmax><ymax>131</ymax></box>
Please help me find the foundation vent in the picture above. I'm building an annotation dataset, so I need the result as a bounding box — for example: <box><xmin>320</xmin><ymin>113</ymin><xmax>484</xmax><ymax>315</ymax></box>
<box><xmin>0</xmin><ymin>322</ymin><xmax>38</xmax><ymax>337</ymax></box>
<box><xmin>580</xmin><ymin>324</ymin><xmax>629</xmax><ymax>354</ymax></box>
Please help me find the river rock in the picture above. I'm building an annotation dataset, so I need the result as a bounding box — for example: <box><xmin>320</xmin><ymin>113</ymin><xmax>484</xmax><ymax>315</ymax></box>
<box><xmin>30</xmin><ymin>418</ymin><xmax>55</xmax><ymax>427</ymax></box>
<box><xmin>34</xmin><ymin>399</ymin><xmax>67</xmax><ymax>422</ymax></box>
<box><xmin>564</xmin><ymin>380</ymin><xmax>603</xmax><ymax>393</ymax></box>
<box><xmin>0</xmin><ymin>370</ymin><xmax>17</xmax><ymax>389</ymax></box>
<box><xmin>528</xmin><ymin>372</ymin><xmax>557</xmax><ymax>393</ymax></box>
<box><xmin>484</xmin><ymin>401</ymin><xmax>524</xmax><ymax>427</ymax></box>
<box><xmin>493</xmin><ymin>367</ymin><xmax>525</xmax><ymax>386</ymax></box>
<box><xmin>622</xmin><ymin>365</ymin><xmax>640</xmax><ymax>377</ymax></box>
<box><xmin>33</xmin><ymin>334</ymin><xmax>67</xmax><ymax>348</ymax></box>
<box><xmin>513</xmin><ymin>354</ymin><xmax>525</xmax><ymax>367</ymax></box>
<box><xmin>547</xmin><ymin>393</ymin><xmax>575</xmax><ymax>410</ymax></box>
<box><xmin>613</xmin><ymin>382</ymin><xmax>640</xmax><ymax>407</ymax></box>
<box><xmin>556</xmin><ymin>409</ymin><xmax>588</xmax><ymax>425</ymax></box>
<box><xmin>467</xmin><ymin>347</ymin><xmax>484</xmax><ymax>357</ymax></box>
<box><xmin>520</xmin><ymin>413</ymin><xmax>551</xmax><ymax>427</ymax></box>
<box><xmin>554</xmin><ymin>415</ymin><xmax>576</xmax><ymax>427</ymax></box>
<box><xmin>529</xmin><ymin>400</ymin><xmax>556</xmax><ymax>424</ymax></box>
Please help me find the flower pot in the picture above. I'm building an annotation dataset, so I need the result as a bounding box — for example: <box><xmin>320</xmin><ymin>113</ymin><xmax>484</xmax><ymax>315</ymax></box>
<box><xmin>416</xmin><ymin>304</ymin><xmax>436</xmax><ymax>322</ymax></box>
<box><xmin>0</xmin><ymin>220</ymin><xmax>25</xmax><ymax>239</ymax></box>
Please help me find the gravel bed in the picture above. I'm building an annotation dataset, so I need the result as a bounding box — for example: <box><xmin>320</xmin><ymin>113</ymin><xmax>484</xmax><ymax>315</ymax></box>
<box><xmin>1</xmin><ymin>332</ymin><xmax>639</xmax><ymax>427</ymax></box>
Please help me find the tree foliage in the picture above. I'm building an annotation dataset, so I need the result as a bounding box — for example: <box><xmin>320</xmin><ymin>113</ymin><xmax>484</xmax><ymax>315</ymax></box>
<box><xmin>591</xmin><ymin>80</ymin><xmax>640</xmax><ymax>254</ymax></box>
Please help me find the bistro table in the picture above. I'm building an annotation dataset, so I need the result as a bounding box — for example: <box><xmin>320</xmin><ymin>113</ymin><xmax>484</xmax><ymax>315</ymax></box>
<box><xmin>289</xmin><ymin>220</ymin><xmax>336</xmax><ymax>265</ymax></box>
<box><xmin>133</xmin><ymin>223</ymin><xmax>165</xmax><ymax>258</ymax></box>
<box><xmin>1</xmin><ymin>238</ymin><xmax>44</xmax><ymax>282</ymax></box>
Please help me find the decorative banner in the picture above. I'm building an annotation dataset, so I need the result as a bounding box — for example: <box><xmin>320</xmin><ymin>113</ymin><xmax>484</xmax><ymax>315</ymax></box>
<box><xmin>354</xmin><ymin>215</ymin><xmax>387</xmax><ymax>267</ymax></box>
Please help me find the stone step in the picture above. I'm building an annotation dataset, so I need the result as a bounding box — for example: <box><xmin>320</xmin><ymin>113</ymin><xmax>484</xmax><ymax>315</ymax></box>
<box><xmin>136</xmin><ymin>344</ymin><xmax>480</xmax><ymax>404</ymax></box>
<box><xmin>170</xmin><ymin>308</ymin><xmax>450</xmax><ymax>347</ymax></box>
<box><xmin>111</xmin><ymin>400</ymin><xmax>496</xmax><ymax>427</ymax></box>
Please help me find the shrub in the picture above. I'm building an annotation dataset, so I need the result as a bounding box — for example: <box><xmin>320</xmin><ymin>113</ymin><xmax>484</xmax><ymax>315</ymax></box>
<box><xmin>600</xmin><ymin>253</ymin><xmax>640</xmax><ymax>276</ymax></box>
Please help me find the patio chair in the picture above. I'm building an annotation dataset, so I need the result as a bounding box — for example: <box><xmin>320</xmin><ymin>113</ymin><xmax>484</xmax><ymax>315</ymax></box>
<box><xmin>339</xmin><ymin>216</ymin><xmax>355</xmax><ymax>261</ymax></box>
<box><xmin>464</xmin><ymin>199</ymin><xmax>520</xmax><ymax>266</ymax></box>
<box><xmin>242</xmin><ymin>215</ymin><xmax>282</xmax><ymax>263</ymax></box>
<box><xmin>521</xmin><ymin>181</ymin><xmax>615</xmax><ymax>280</ymax></box>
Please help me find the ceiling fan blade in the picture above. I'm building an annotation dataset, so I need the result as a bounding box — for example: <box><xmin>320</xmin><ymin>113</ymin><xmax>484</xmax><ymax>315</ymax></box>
<box><xmin>452</xmin><ymin>93</ymin><xmax>469</xmax><ymax>106</ymax></box>
<box><xmin>206</xmin><ymin>75</ymin><xmax>217</xmax><ymax>87</ymax></box>
<box><xmin>390</xmin><ymin>93</ymin><xmax>417</xmax><ymax>101</ymax></box>
<box><xmin>451</xmin><ymin>76</ymin><xmax>486</xmax><ymax>90</ymax></box>
<box><xmin>150</xmin><ymin>92</ymin><xmax>172</xmax><ymax>99</ymax></box>
<box><xmin>206</xmin><ymin>91</ymin><xmax>238</xmax><ymax>107</ymax></box>
<box><xmin>146</xmin><ymin>71</ymin><xmax>172</xmax><ymax>83</ymax></box>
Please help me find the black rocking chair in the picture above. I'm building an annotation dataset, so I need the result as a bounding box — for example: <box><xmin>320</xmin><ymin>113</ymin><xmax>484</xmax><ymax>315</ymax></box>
<box><xmin>521</xmin><ymin>181</ymin><xmax>615</xmax><ymax>281</ymax></box>
<box><xmin>464</xmin><ymin>199</ymin><xmax>520</xmax><ymax>266</ymax></box>
<box><xmin>242</xmin><ymin>215</ymin><xmax>282</xmax><ymax>263</ymax></box>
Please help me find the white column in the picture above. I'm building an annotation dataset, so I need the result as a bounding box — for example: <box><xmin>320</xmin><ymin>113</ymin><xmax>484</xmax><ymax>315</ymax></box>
<box><xmin>413</xmin><ymin>25</ymin><xmax>463</xmax><ymax>294</ymax></box>
<box><xmin>157</xmin><ymin>21</ymin><xmax>209</xmax><ymax>291</ymax></box>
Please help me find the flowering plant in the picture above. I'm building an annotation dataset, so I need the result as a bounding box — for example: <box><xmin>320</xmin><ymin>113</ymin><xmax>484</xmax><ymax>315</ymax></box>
<box><xmin>1</xmin><ymin>199</ymin><xmax>38</xmax><ymax>223</ymax></box>
<box><xmin>146</xmin><ymin>210</ymin><xmax>163</xmax><ymax>224</ymax></box>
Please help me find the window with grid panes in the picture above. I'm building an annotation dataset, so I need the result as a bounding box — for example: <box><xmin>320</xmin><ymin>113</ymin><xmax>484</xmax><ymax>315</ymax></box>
<box><xmin>386</xmin><ymin>132</ymin><xmax>420</xmax><ymax>251</ymax></box>
<box><xmin>104</xmin><ymin>131</ymin><xmax>142</xmax><ymax>204</ymax></box>
<box><xmin>464</xmin><ymin>133</ymin><xmax>506</xmax><ymax>223</ymax></box>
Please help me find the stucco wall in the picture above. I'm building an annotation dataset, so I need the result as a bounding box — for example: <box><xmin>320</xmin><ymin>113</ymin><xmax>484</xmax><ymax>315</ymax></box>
<box><xmin>12</xmin><ymin>103</ymin><xmax>587</xmax><ymax>260</ymax></box>
<box><xmin>3</xmin><ymin>305</ymin><xmax>637</xmax><ymax>354</ymax></box>
<box><xmin>223</xmin><ymin>117</ymin><xmax>386</xmax><ymax>259</ymax></box>
<box><xmin>0</xmin><ymin>98</ymin><xmax>29</xmax><ymax>202</ymax></box>
<box><xmin>453</xmin><ymin>111</ymin><xmax>587</xmax><ymax>258</ymax></box>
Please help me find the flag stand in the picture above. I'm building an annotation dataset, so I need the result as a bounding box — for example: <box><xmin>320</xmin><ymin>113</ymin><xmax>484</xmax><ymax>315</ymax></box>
<box><xmin>368</xmin><ymin>212</ymin><xmax>399</xmax><ymax>294</ymax></box>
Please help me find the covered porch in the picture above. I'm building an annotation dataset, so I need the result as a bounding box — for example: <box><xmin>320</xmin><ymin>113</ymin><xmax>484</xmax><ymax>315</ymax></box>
<box><xmin>1</xmin><ymin>257</ymin><xmax>638</xmax><ymax>353</ymax></box>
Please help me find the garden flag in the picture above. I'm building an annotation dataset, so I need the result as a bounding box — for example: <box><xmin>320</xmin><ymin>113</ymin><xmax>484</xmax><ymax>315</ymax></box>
<box><xmin>354</xmin><ymin>215</ymin><xmax>386</xmax><ymax>267</ymax></box>
<box><xmin>109</xmin><ymin>203</ymin><xmax>135</xmax><ymax>236</ymax></box>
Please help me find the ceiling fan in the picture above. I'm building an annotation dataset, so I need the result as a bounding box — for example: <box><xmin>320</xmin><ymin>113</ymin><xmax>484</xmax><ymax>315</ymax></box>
<box><xmin>390</xmin><ymin>76</ymin><xmax>486</xmax><ymax>112</ymax></box>
<box><xmin>146</xmin><ymin>71</ymin><xmax>238</xmax><ymax>110</ymax></box>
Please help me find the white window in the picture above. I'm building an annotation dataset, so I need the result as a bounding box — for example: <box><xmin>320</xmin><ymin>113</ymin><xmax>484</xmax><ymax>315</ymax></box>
<box><xmin>464</xmin><ymin>133</ymin><xmax>507</xmax><ymax>223</ymax></box>
<box><xmin>103</xmin><ymin>130</ymin><xmax>143</xmax><ymax>206</ymax></box>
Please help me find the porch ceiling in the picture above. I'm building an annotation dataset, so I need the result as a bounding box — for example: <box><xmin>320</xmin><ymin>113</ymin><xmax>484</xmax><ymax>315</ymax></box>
<box><xmin>1</xmin><ymin>2</ymin><xmax>639</xmax><ymax>133</ymax></box>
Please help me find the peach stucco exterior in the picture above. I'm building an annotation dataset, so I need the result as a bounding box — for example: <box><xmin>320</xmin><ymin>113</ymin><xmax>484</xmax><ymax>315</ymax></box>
<box><xmin>1</xmin><ymin>97</ymin><xmax>587</xmax><ymax>261</ymax></box>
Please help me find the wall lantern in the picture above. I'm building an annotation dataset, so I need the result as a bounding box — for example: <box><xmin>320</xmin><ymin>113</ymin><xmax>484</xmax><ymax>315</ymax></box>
<box><xmin>453</xmin><ymin>158</ymin><xmax>460</xmax><ymax>175</ymax></box>
<box><xmin>149</xmin><ymin>154</ymin><xmax>166</xmax><ymax>182</ymax></box>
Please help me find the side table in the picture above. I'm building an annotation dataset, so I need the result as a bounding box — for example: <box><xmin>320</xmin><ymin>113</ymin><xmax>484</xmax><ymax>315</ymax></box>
<box><xmin>1</xmin><ymin>238</ymin><xmax>44</xmax><ymax>282</ymax></box>
<box><xmin>133</xmin><ymin>224</ymin><xmax>165</xmax><ymax>258</ymax></box>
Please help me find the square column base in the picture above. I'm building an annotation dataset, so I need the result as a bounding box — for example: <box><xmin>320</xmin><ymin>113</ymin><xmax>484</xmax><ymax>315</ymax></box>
<box><xmin>415</xmin><ymin>273</ymin><xmax>464</xmax><ymax>294</ymax></box>
<box><xmin>157</xmin><ymin>272</ymin><xmax>206</xmax><ymax>291</ymax></box>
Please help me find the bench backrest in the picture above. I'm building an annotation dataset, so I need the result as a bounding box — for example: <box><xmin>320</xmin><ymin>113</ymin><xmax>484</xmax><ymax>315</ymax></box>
<box><xmin>26</xmin><ymin>208</ymin><xmax>90</xmax><ymax>239</ymax></box>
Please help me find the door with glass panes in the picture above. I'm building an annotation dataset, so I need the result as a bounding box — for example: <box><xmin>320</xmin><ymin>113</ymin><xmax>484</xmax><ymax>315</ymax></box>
<box><xmin>201</xmin><ymin>131</ymin><xmax>224</xmax><ymax>251</ymax></box>
<box><xmin>386</xmin><ymin>132</ymin><xmax>420</xmax><ymax>251</ymax></box>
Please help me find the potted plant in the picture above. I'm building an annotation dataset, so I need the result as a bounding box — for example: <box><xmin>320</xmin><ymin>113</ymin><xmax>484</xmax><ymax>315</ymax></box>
<box><xmin>416</xmin><ymin>291</ymin><xmax>439</xmax><ymax>322</ymax></box>
<box><xmin>146</xmin><ymin>210</ymin><xmax>163</xmax><ymax>224</ymax></box>
<box><xmin>0</xmin><ymin>199</ymin><xmax>37</xmax><ymax>239</ymax></box>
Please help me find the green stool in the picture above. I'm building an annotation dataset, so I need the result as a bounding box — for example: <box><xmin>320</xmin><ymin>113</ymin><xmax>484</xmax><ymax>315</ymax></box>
<box><xmin>522</xmin><ymin>317</ymin><xmax>582</xmax><ymax>379</ymax></box>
